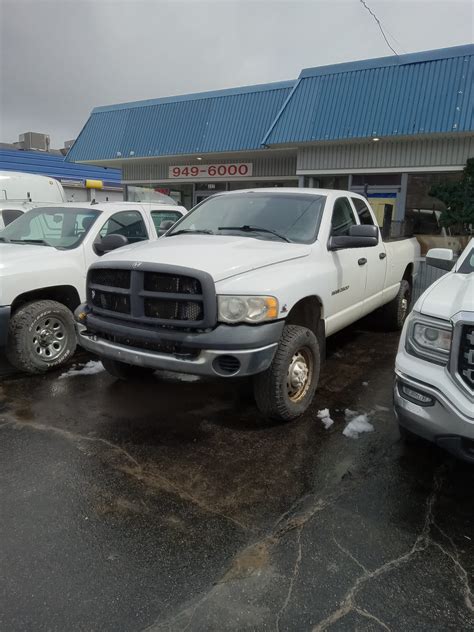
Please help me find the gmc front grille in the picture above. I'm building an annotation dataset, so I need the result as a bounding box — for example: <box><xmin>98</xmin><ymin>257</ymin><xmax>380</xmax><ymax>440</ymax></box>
<box><xmin>87</xmin><ymin>262</ymin><xmax>216</xmax><ymax>329</ymax></box>
<box><xmin>458</xmin><ymin>324</ymin><xmax>474</xmax><ymax>391</ymax></box>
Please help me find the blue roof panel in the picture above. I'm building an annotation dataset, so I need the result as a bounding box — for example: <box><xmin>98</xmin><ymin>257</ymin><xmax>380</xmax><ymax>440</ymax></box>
<box><xmin>0</xmin><ymin>149</ymin><xmax>121</xmax><ymax>186</ymax></box>
<box><xmin>66</xmin><ymin>81</ymin><xmax>294</xmax><ymax>162</ymax></box>
<box><xmin>263</xmin><ymin>44</ymin><xmax>474</xmax><ymax>145</ymax></box>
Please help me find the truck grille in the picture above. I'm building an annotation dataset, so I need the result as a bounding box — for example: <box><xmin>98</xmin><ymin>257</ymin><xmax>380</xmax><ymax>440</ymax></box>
<box><xmin>458</xmin><ymin>325</ymin><xmax>474</xmax><ymax>391</ymax></box>
<box><xmin>87</xmin><ymin>263</ymin><xmax>215</xmax><ymax>329</ymax></box>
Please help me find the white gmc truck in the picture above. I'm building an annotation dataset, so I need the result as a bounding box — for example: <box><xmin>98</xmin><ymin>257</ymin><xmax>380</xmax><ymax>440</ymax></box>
<box><xmin>0</xmin><ymin>199</ymin><xmax>186</xmax><ymax>373</ymax></box>
<box><xmin>395</xmin><ymin>242</ymin><xmax>473</xmax><ymax>462</ymax></box>
<box><xmin>75</xmin><ymin>188</ymin><xmax>420</xmax><ymax>420</ymax></box>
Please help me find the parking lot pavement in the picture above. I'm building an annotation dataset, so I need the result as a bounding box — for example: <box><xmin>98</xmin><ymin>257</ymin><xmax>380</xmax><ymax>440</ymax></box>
<box><xmin>0</xmin><ymin>323</ymin><xmax>473</xmax><ymax>632</ymax></box>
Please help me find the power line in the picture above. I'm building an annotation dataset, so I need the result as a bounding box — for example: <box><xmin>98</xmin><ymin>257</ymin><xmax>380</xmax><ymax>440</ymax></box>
<box><xmin>359</xmin><ymin>0</ymin><xmax>399</xmax><ymax>56</ymax></box>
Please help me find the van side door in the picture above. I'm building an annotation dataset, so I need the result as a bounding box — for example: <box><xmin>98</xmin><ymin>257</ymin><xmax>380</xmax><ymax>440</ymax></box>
<box><xmin>324</xmin><ymin>196</ymin><xmax>368</xmax><ymax>335</ymax></box>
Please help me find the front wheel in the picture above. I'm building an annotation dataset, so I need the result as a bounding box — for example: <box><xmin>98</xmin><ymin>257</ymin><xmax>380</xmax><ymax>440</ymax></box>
<box><xmin>101</xmin><ymin>358</ymin><xmax>156</xmax><ymax>380</ymax></box>
<box><xmin>253</xmin><ymin>324</ymin><xmax>321</xmax><ymax>422</ymax></box>
<box><xmin>6</xmin><ymin>300</ymin><xmax>76</xmax><ymax>374</ymax></box>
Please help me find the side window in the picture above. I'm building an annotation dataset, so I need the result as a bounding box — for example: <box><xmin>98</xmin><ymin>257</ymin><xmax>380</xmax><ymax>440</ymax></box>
<box><xmin>351</xmin><ymin>197</ymin><xmax>374</xmax><ymax>226</ymax></box>
<box><xmin>151</xmin><ymin>210</ymin><xmax>182</xmax><ymax>233</ymax></box>
<box><xmin>1</xmin><ymin>209</ymin><xmax>23</xmax><ymax>226</ymax></box>
<box><xmin>99</xmin><ymin>211</ymin><xmax>148</xmax><ymax>244</ymax></box>
<box><xmin>331</xmin><ymin>197</ymin><xmax>358</xmax><ymax>237</ymax></box>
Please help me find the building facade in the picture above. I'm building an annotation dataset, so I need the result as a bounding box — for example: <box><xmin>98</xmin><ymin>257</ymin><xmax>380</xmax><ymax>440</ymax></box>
<box><xmin>66</xmin><ymin>44</ymin><xmax>473</xmax><ymax>232</ymax></box>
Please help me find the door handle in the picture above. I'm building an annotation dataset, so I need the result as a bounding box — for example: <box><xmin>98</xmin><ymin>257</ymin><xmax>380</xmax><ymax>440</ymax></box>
<box><xmin>379</xmin><ymin>252</ymin><xmax>387</xmax><ymax>260</ymax></box>
<box><xmin>358</xmin><ymin>258</ymin><xmax>367</xmax><ymax>266</ymax></box>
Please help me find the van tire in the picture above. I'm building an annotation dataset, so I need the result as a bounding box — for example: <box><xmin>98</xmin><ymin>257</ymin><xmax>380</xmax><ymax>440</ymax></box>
<box><xmin>101</xmin><ymin>358</ymin><xmax>155</xmax><ymax>380</ymax></box>
<box><xmin>381</xmin><ymin>279</ymin><xmax>411</xmax><ymax>331</ymax></box>
<box><xmin>253</xmin><ymin>324</ymin><xmax>321</xmax><ymax>422</ymax></box>
<box><xmin>6</xmin><ymin>300</ymin><xmax>76</xmax><ymax>374</ymax></box>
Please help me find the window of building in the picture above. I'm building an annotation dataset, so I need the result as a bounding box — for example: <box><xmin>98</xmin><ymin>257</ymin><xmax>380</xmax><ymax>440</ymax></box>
<box><xmin>99</xmin><ymin>211</ymin><xmax>148</xmax><ymax>243</ymax></box>
<box><xmin>331</xmin><ymin>197</ymin><xmax>357</xmax><ymax>236</ymax></box>
<box><xmin>351</xmin><ymin>197</ymin><xmax>374</xmax><ymax>225</ymax></box>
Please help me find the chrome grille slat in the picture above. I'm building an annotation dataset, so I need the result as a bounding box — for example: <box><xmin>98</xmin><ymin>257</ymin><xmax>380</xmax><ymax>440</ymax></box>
<box><xmin>459</xmin><ymin>324</ymin><xmax>474</xmax><ymax>391</ymax></box>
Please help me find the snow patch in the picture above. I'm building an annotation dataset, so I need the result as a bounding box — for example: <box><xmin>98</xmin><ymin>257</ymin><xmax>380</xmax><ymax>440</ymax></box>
<box><xmin>344</xmin><ymin>408</ymin><xmax>358</xmax><ymax>420</ymax></box>
<box><xmin>59</xmin><ymin>360</ymin><xmax>104</xmax><ymax>379</ymax></box>
<box><xmin>362</xmin><ymin>381</ymin><xmax>369</xmax><ymax>387</ymax></box>
<box><xmin>343</xmin><ymin>413</ymin><xmax>374</xmax><ymax>439</ymax></box>
<box><xmin>317</xmin><ymin>408</ymin><xmax>334</xmax><ymax>429</ymax></box>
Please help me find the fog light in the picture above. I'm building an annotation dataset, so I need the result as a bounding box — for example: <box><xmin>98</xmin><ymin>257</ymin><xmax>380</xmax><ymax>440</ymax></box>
<box><xmin>400</xmin><ymin>384</ymin><xmax>434</xmax><ymax>407</ymax></box>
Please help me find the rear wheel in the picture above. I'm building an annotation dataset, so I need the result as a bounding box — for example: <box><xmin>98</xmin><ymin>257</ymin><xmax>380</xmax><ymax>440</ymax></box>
<box><xmin>6</xmin><ymin>300</ymin><xmax>76</xmax><ymax>374</ymax></box>
<box><xmin>101</xmin><ymin>358</ymin><xmax>155</xmax><ymax>380</ymax></box>
<box><xmin>253</xmin><ymin>324</ymin><xmax>321</xmax><ymax>422</ymax></box>
<box><xmin>381</xmin><ymin>279</ymin><xmax>411</xmax><ymax>331</ymax></box>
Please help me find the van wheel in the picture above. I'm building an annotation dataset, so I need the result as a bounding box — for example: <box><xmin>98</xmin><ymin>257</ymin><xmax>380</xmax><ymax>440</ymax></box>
<box><xmin>101</xmin><ymin>358</ymin><xmax>155</xmax><ymax>380</ymax></box>
<box><xmin>381</xmin><ymin>279</ymin><xmax>411</xmax><ymax>331</ymax></box>
<box><xmin>6</xmin><ymin>300</ymin><xmax>76</xmax><ymax>374</ymax></box>
<box><xmin>253</xmin><ymin>325</ymin><xmax>321</xmax><ymax>422</ymax></box>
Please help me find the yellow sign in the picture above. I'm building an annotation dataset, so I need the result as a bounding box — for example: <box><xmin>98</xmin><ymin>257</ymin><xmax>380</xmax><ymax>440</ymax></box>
<box><xmin>85</xmin><ymin>179</ymin><xmax>103</xmax><ymax>190</ymax></box>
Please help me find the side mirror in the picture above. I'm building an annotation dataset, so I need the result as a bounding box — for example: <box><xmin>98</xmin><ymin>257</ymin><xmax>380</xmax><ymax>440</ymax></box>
<box><xmin>426</xmin><ymin>247</ymin><xmax>455</xmax><ymax>271</ymax></box>
<box><xmin>328</xmin><ymin>224</ymin><xmax>379</xmax><ymax>250</ymax></box>
<box><xmin>94</xmin><ymin>233</ymin><xmax>129</xmax><ymax>255</ymax></box>
<box><xmin>158</xmin><ymin>219</ymin><xmax>176</xmax><ymax>237</ymax></box>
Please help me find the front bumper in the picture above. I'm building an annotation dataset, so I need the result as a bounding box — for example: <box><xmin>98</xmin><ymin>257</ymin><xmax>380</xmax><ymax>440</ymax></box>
<box><xmin>75</xmin><ymin>311</ymin><xmax>284</xmax><ymax>378</ymax></box>
<box><xmin>394</xmin><ymin>371</ymin><xmax>474</xmax><ymax>463</ymax></box>
<box><xmin>0</xmin><ymin>306</ymin><xmax>11</xmax><ymax>347</ymax></box>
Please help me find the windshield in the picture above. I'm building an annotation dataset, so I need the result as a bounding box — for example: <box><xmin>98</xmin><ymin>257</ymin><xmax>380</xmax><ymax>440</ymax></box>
<box><xmin>458</xmin><ymin>246</ymin><xmax>474</xmax><ymax>274</ymax></box>
<box><xmin>167</xmin><ymin>192</ymin><xmax>326</xmax><ymax>244</ymax></box>
<box><xmin>0</xmin><ymin>206</ymin><xmax>101</xmax><ymax>249</ymax></box>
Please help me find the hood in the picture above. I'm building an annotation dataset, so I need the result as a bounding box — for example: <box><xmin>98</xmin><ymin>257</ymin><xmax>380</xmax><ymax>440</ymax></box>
<box><xmin>0</xmin><ymin>243</ymin><xmax>59</xmax><ymax>269</ymax></box>
<box><xmin>418</xmin><ymin>271</ymin><xmax>474</xmax><ymax>320</ymax></box>
<box><xmin>102</xmin><ymin>235</ymin><xmax>311</xmax><ymax>282</ymax></box>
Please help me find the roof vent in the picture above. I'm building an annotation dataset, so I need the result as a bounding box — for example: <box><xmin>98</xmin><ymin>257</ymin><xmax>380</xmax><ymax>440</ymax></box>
<box><xmin>18</xmin><ymin>132</ymin><xmax>51</xmax><ymax>152</ymax></box>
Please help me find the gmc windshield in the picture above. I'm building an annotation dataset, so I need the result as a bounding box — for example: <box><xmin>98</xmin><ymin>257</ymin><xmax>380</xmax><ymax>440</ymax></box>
<box><xmin>0</xmin><ymin>207</ymin><xmax>101</xmax><ymax>249</ymax></box>
<box><xmin>167</xmin><ymin>192</ymin><xmax>327</xmax><ymax>244</ymax></box>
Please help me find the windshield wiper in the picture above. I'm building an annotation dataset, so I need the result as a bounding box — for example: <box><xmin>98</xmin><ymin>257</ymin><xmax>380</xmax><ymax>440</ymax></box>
<box><xmin>10</xmin><ymin>238</ymin><xmax>50</xmax><ymax>246</ymax></box>
<box><xmin>218</xmin><ymin>225</ymin><xmax>290</xmax><ymax>243</ymax></box>
<box><xmin>167</xmin><ymin>229</ymin><xmax>214</xmax><ymax>237</ymax></box>
<box><xmin>0</xmin><ymin>236</ymin><xmax>10</xmax><ymax>243</ymax></box>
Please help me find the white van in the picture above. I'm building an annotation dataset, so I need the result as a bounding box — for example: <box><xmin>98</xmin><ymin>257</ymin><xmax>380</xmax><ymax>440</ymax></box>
<box><xmin>0</xmin><ymin>171</ymin><xmax>67</xmax><ymax>229</ymax></box>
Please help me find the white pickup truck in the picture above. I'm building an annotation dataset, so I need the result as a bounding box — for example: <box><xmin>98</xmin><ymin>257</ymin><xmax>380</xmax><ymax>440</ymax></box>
<box><xmin>0</xmin><ymin>199</ymin><xmax>186</xmax><ymax>373</ymax></box>
<box><xmin>75</xmin><ymin>188</ymin><xmax>419</xmax><ymax>420</ymax></box>
<box><xmin>395</xmin><ymin>242</ymin><xmax>473</xmax><ymax>462</ymax></box>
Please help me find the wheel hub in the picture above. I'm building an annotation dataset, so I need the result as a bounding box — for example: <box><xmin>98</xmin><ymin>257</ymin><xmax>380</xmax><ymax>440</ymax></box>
<box><xmin>286</xmin><ymin>349</ymin><xmax>313</xmax><ymax>402</ymax></box>
<box><xmin>32</xmin><ymin>317</ymin><xmax>67</xmax><ymax>362</ymax></box>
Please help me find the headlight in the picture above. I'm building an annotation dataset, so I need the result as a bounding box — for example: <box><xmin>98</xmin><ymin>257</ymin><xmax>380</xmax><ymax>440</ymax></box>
<box><xmin>406</xmin><ymin>313</ymin><xmax>452</xmax><ymax>364</ymax></box>
<box><xmin>217</xmin><ymin>295</ymin><xmax>279</xmax><ymax>324</ymax></box>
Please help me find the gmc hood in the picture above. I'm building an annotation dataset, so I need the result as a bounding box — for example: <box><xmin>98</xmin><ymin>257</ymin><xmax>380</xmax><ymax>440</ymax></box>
<box><xmin>101</xmin><ymin>235</ymin><xmax>311</xmax><ymax>282</ymax></box>
<box><xmin>0</xmin><ymin>243</ymin><xmax>59</xmax><ymax>269</ymax></box>
<box><xmin>418</xmin><ymin>271</ymin><xmax>474</xmax><ymax>320</ymax></box>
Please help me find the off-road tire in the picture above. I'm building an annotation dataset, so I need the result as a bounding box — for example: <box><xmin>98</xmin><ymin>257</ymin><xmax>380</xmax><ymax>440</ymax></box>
<box><xmin>381</xmin><ymin>279</ymin><xmax>411</xmax><ymax>331</ymax></box>
<box><xmin>6</xmin><ymin>300</ymin><xmax>76</xmax><ymax>374</ymax></box>
<box><xmin>101</xmin><ymin>358</ymin><xmax>155</xmax><ymax>380</ymax></box>
<box><xmin>253</xmin><ymin>324</ymin><xmax>321</xmax><ymax>422</ymax></box>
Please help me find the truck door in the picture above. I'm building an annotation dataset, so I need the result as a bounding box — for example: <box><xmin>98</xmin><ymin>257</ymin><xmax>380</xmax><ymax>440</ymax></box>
<box><xmin>324</xmin><ymin>196</ymin><xmax>368</xmax><ymax>335</ymax></box>
<box><xmin>350</xmin><ymin>197</ymin><xmax>387</xmax><ymax>316</ymax></box>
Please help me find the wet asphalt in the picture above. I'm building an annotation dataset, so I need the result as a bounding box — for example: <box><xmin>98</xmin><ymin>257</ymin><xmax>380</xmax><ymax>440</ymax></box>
<box><xmin>0</xmin><ymin>322</ymin><xmax>473</xmax><ymax>632</ymax></box>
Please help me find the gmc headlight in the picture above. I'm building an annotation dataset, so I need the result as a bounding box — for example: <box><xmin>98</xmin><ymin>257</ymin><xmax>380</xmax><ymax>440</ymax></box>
<box><xmin>406</xmin><ymin>313</ymin><xmax>452</xmax><ymax>364</ymax></box>
<box><xmin>217</xmin><ymin>295</ymin><xmax>279</xmax><ymax>324</ymax></box>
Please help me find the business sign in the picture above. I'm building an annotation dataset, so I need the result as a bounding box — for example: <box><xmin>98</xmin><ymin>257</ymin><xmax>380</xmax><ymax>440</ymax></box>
<box><xmin>169</xmin><ymin>163</ymin><xmax>253</xmax><ymax>179</ymax></box>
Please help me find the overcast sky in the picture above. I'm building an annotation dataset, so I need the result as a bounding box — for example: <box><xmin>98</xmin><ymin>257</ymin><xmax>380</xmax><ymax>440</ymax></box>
<box><xmin>1</xmin><ymin>0</ymin><xmax>472</xmax><ymax>147</ymax></box>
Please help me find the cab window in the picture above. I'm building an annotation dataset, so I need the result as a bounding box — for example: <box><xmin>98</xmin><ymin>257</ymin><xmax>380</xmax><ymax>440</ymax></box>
<box><xmin>99</xmin><ymin>211</ymin><xmax>148</xmax><ymax>244</ymax></box>
<box><xmin>151</xmin><ymin>210</ymin><xmax>182</xmax><ymax>233</ymax></box>
<box><xmin>351</xmin><ymin>197</ymin><xmax>374</xmax><ymax>226</ymax></box>
<box><xmin>331</xmin><ymin>197</ymin><xmax>358</xmax><ymax>237</ymax></box>
<box><xmin>1</xmin><ymin>209</ymin><xmax>23</xmax><ymax>227</ymax></box>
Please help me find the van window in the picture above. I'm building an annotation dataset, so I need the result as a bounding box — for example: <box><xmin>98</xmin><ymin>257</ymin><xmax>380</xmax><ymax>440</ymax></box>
<box><xmin>1</xmin><ymin>209</ymin><xmax>24</xmax><ymax>227</ymax></box>
<box><xmin>351</xmin><ymin>197</ymin><xmax>374</xmax><ymax>226</ymax></box>
<box><xmin>331</xmin><ymin>198</ymin><xmax>357</xmax><ymax>236</ymax></box>
<box><xmin>99</xmin><ymin>211</ymin><xmax>148</xmax><ymax>244</ymax></box>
